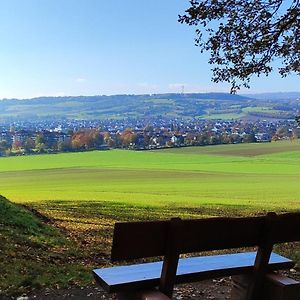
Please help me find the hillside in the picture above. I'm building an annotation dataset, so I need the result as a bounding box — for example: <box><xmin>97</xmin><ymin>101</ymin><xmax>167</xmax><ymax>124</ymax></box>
<box><xmin>1</xmin><ymin>92</ymin><xmax>297</xmax><ymax>121</ymax></box>
<box><xmin>0</xmin><ymin>195</ymin><xmax>90</xmax><ymax>297</ymax></box>
<box><xmin>244</xmin><ymin>92</ymin><xmax>300</xmax><ymax>101</ymax></box>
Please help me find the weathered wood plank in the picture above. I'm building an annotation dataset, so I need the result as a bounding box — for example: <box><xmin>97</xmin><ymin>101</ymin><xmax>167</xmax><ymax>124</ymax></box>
<box><xmin>111</xmin><ymin>213</ymin><xmax>300</xmax><ymax>261</ymax></box>
<box><xmin>271</xmin><ymin>213</ymin><xmax>300</xmax><ymax>244</ymax></box>
<box><xmin>111</xmin><ymin>216</ymin><xmax>265</xmax><ymax>261</ymax></box>
<box><xmin>111</xmin><ymin>220</ymin><xmax>168</xmax><ymax>261</ymax></box>
<box><xmin>93</xmin><ymin>252</ymin><xmax>294</xmax><ymax>293</ymax></box>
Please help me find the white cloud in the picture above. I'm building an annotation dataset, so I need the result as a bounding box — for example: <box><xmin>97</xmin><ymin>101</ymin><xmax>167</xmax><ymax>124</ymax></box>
<box><xmin>75</xmin><ymin>77</ymin><xmax>87</xmax><ymax>83</ymax></box>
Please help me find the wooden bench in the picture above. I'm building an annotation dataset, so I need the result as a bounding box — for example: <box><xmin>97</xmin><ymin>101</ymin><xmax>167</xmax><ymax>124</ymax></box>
<box><xmin>93</xmin><ymin>212</ymin><xmax>300</xmax><ymax>299</ymax></box>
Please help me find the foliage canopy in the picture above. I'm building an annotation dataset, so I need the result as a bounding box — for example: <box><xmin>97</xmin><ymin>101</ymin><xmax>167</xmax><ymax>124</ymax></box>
<box><xmin>179</xmin><ymin>0</ymin><xmax>300</xmax><ymax>93</ymax></box>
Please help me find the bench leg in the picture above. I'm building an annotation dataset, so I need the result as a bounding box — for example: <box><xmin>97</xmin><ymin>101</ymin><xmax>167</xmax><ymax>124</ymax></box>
<box><xmin>117</xmin><ymin>290</ymin><xmax>171</xmax><ymax>300</ymax></box>
<box><xmin>262</xmin><ymin>272</ymin><xmax>300</xmax><ymax>300</ymax></box>
<box><xmin>231</xmin><ymin>273</ymin><xmax>300</xmax><ymax>300</ymax></box>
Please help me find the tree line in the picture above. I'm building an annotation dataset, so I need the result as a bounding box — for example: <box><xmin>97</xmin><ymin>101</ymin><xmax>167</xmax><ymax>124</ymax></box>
<box><xmin>1</xmin><ymin>123</ymin><xmax>298</xmax><ymax>156</ymax></box>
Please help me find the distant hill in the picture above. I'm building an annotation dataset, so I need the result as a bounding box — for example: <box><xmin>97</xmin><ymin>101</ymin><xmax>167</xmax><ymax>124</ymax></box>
<box><xmin>0</xmin><ymin>92</ymin><xmax>298</xmax><ymax>121</ymax></box>
<box><xmin>244</xmin><ymin>92</ymin><xmax>300</xmax><ymax>101</ymax></box>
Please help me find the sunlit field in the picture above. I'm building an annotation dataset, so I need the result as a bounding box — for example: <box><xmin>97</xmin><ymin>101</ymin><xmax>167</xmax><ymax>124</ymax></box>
<box><xmin>1</xmin><ymin>141</ymin><xmax>300</xmax><ymax>211</ymax></box>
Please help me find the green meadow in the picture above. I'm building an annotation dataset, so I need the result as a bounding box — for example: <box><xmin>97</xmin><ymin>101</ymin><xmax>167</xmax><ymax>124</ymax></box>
<box><xmin>1</xmin><ymin>141</ymin><xmax>300</xmax><ymax>295</ymax></box>
<box><xmin>1</xmin><ymin>140</ymin><xmax>300</xmax><ymax>211</ymax></box>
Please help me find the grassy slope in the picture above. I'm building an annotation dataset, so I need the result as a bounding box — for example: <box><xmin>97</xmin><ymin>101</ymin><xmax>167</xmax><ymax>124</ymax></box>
<box><xmin>0</xmin><ymin>196</ymin><xmax>90</xmax><ymax>297</ymax></box>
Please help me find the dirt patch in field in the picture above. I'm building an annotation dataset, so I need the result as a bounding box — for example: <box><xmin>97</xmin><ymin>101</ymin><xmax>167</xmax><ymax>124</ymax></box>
<box><xmin>159</xmin><ymin>142</ymin><xmax>300</xmax><ymax>157</ymax></box>
<box><xmin>210</xmin><ymin>146</ymin><xmax>300</xmax><ymax>157</ymax></box>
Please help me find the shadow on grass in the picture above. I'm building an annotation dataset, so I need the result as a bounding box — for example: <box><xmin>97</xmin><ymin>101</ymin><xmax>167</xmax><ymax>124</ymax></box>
<box><xmin>28</xmin><ymin>199</ymin><xmax>300</xmax><ymax>260</ymax></box>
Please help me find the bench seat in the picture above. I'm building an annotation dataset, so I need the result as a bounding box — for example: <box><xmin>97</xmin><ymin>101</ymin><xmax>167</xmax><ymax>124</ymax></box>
<box><xmin>93</xmin><ymin>252</ymin><xmax>294</xmax><ymax>293</ymax></box>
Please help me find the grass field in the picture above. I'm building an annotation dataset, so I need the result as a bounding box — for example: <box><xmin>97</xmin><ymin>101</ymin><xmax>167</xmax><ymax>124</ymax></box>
<box><xmin>1</xmin><ymin>141</ymin><xmax>300</xmax><ymax>296</ymax></box>
<box><xmin>1</xmin><ymin>140</ymin><xmax>300</xmax><ymax>210</ymax></box>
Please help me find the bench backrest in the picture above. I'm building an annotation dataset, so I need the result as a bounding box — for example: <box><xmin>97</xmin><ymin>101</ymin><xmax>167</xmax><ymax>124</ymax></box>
<box><xmin>111</xmin><ymin>212</ymin><xmax>300</xmax><ymax>261</ymax></box>
<box><xmin>111</xmin><ymin>212</ymin><xmax>300</xmax><ymax>299</ymax></box>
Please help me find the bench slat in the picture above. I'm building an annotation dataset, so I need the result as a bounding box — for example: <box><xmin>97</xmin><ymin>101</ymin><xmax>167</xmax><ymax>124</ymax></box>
<box><xmin>111</xmin><ymin>214</ymin><xmax>300</xmax><ymax>261</ymax></box>
<box><xmin>93</xmin><ymin>252</ymin><xmax>294</xmax><ymax>293</ymax></box>
<box><xmin>111</xmin><ymin>217</ymin><xmax>265</xmax><ymax>261</ymax></box>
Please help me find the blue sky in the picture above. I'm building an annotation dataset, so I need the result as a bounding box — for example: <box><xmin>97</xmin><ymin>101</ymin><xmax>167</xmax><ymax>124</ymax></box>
<box><xmin>0</xmin><ymin>0</ymin><xmax>299</xmax><ymax>99</ymax></box>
